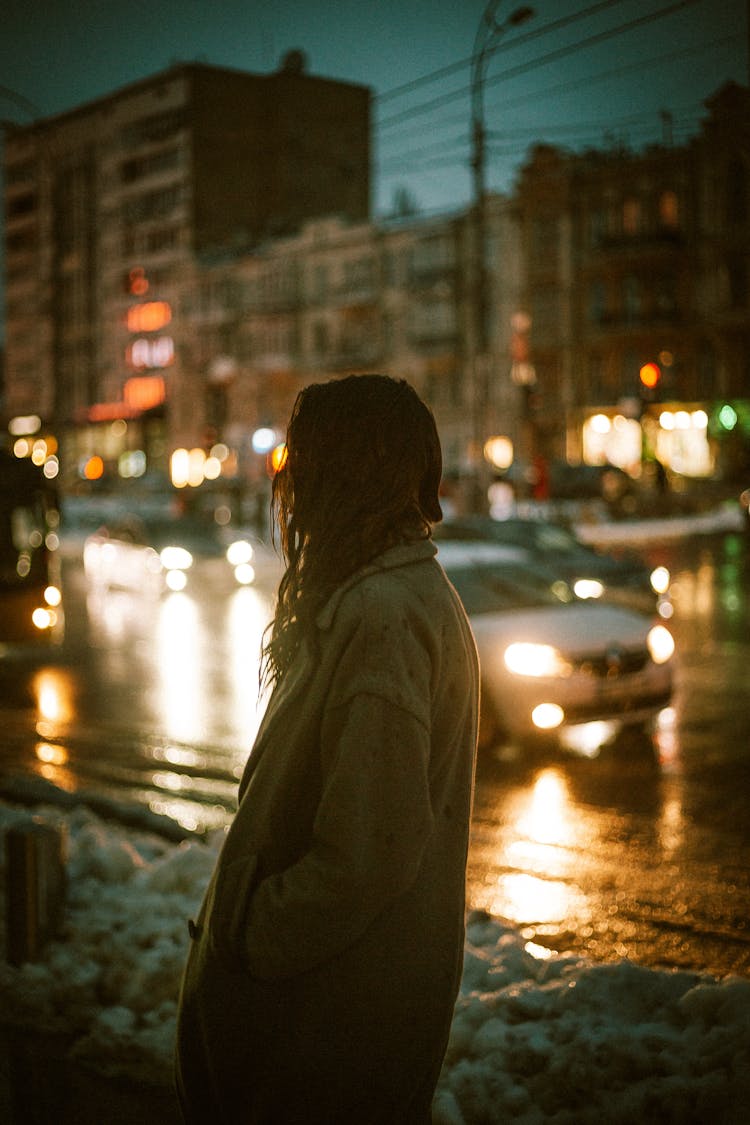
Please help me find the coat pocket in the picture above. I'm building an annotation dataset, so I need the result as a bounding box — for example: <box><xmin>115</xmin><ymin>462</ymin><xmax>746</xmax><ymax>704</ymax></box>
<box><xmin>208</xmin><ymin>852</ymin><xmax>260</xmax><ymax>970</ymax></box>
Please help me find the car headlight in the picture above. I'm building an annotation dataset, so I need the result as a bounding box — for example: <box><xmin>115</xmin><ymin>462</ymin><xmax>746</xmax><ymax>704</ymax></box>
<box><xmin>572</xmin><ymin>578</ymin><xmax>604</xmax><ymax>600</ymax></box>
<box><xmin>32</xmin><ymin>607</ymin><xmax>55</xmax><ymax>630</ymax></box>
<box><xmin>531</xmin><ymin>703</ymin><xmax>565</xmax><ymax>730</ymax></box>
<box><xmin>504</xmin><ymin>642</ymin><xmax>572</xmax><ymax>678</ymax></box>
<box><xmin>226</xmin><ymin>539</ymin><xmax>254</xmax><ymax>566</ymax></box>
<box><xmin>650</xmin><ymin>566</ymin><xmax>670</xmax><ymax>595</ymax></box>
<box><xmin>160</xmin><ymin>546</ymin><xmax>193</xmax><ymax>571</ymax></box>
<box><xmin>647</xmin><ymin>624</ymin><xmax>674</xmax><ymax>664</ymax></box>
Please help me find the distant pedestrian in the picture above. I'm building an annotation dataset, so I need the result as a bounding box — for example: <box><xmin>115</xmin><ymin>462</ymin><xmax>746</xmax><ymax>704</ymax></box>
<box><xmin>175</xmin><ymin>373</ymin><xmax>479</xmax><ymax>1124</ymax></box>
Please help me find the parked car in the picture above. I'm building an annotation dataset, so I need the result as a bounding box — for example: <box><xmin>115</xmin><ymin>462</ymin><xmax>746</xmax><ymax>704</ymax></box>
<box><xmin>434</xmin><ymin>515</ymin><xmax>671</xmax><ymax>616</ymax></box>
<box><xmin>436</xmin><ymin>541</ymin><xmax>674</xmax><ymax>756</ymax></box>
<box><xmin>83</xmin><ymin>514</ymin><xmax>280</xmax><ymax>594</ymax></box>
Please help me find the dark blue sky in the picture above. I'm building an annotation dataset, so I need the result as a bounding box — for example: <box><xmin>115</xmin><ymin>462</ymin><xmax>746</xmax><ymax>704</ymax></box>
<box><xmin>1</xmin><ymin>0</ymin><xmax>747</xmax><ymax>215</ymax></box>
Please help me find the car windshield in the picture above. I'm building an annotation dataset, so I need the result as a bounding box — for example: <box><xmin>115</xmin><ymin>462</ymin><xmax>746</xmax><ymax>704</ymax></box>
<box><xmin>437</xmin><ymin>518</ymin><xmax>582</xmax><ymax>554</ymax></box>
<box><xmin>527</xmin><ymin>524</ymin><xmax>580</xmax><ymax>552</ymax></box>
<box><xmin>445</xmin><ymin>562</ymin><xmax>574</xmax><ymax>615</ymax></box>
<box><xmin>103</xmin><ymin>516</ymin><xmax>232</xmax><ymax>556</ymax></box>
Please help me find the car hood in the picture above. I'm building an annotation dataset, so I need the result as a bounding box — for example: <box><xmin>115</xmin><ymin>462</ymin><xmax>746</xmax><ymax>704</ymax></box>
<box><xmin>468</xmin><ymin>601</ymin><xmax>654</xmax><ymax>655</ymax></box>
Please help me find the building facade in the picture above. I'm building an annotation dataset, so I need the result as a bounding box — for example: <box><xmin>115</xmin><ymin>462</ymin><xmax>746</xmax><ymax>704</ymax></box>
<box><xmin>2</xmin><ymin>55</ymin><xmax>370</xmax><ymax>486</ymax></box>
<box><xmin>3</xmin><ymin>66</ymin><xmax>748</xmax><ymax>504</ymax></box>
<box><xmin>515</xmin><ymin>82</ymin><xmax>750</xmax><ymax>484</ymax></box>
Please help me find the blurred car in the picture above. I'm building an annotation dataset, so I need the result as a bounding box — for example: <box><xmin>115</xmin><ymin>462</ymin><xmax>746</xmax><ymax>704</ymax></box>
<box><xmin>434</xmin><ymin>515</ymin><xmax>671</xmax><ymax>616</ymax></box>
<box><xmin>436</xmin><ymin>541</ymin><xmax>674</xmax><ymax>755</ymax></box>
<box><xmin>83</xmin><ymin>514</ymin><xmax>280</xmax><ymax>594</ymax></box>
<box><xmin>547</xmin><ymin>460</ymin><xmax>635</xmax><ymax>506</ymax></box>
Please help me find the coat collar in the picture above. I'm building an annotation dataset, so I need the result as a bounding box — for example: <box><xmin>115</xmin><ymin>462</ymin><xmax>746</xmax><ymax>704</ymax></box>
<box><xmin>316</xmin><ymin>539</ymin><xmax>437</xmax><ymax>632</ymax></box>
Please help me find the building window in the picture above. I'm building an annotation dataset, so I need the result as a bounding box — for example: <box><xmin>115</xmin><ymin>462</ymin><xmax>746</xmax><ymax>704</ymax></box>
<box><xmin>5</xmin><ymin>160</ymin><xmax>36</xmax><ymax>186</ymax></box>
<box><xmin>409</xmin><ymin>299</ymin><xmax>456</xmax><ymax>343</ymax></box>
<box><xmin>6</xmin><ymin>228</ymin><xmax>37</xmax><ymax>253</ymax></box>
<box><xmin>313</xmin><ymin>321</ymin><xmax>329</xmax><ymax>355</ymax></box>
<box><xmin>622</xmin><ymin>198</ymin><xmax>641</xmax><ymax>235</ymax></box>
<box><xmin>344</xmin><ymin>256</ymin><xmax>375</xmax><ymax>292</ymax></box>
<box><xmin>531</xmin><ymin>218</ymin><xmax>558</xmax><ymax>265</ymax></box>
<box><xmin>120</xmin><ymin>147</ymin><xmax>181</xmax><ymax>183</ymax></box>
<box><xmin>659</xmin><ymin>190</ymin><xmax>680</xmax><ymax>228</ymax></box>
<box><xmin>119</xmin><ymin>109</ymin><xmax>185</xmax><ymax>147</ymax></box>
<box><xmin>588</xmin><ymin>280</ymin><xmax>606</xmax><ymax>324</ymax></box>
<box><xmin>146</xmin><ymin>226</ymin><xmax>180</xmax><ymax>253</ymax></box>
<box><xmin>7</xmin><ymin>192</ymin><xmax>37</xmax><ymax>218</ymax></box>
<box><xmin>383</xmin><ymin>250</ymin><xmax>400</xmax><ymax>287</ymax></box>
<box><xmin>530</xmin><ymin>287</ymin><xmax>558</xmax><ymax>335</ymax></box>
<box><xmin>412</xmin><ymin>237</ymin><xmax>455</xmax><ymax>277</ymax></box>
<box><xmin>655</xmin><ymin>274</ymin><xmax>677</xmax><ymax>318</ymax></box>
<box><xmin>122</xmin><ymin>185</ymin><xmax>182</xmax><ymax>224</ymax></box>
<box><xmin>310</xmin><ymin>263</ymin><xmax>328</xmax><ymax>302</ymax></box>
<box><xmin>588</xmin><ymin>209</ymin><xmax>606</xmax><ymax>247</ymax></box>
<box><xmin>623</xmin><ymin>276</ymin><xmax>642</xmax><ymax>324</ymax></box>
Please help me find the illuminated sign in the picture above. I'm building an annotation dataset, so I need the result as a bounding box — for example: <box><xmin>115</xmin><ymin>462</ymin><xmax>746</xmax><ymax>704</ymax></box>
<box><xmin>124</xmin><ymin>375</ymin><xmax>166</xmax><ymax>411</ymax></box>
<box><xmin>127</xmin><ymin>337</ymin><xmax>175</xmax><ymax>369</ymax></box>
<box><xmin>126</xmin><ymin>301</ymin><xmax>172</xmax><ymax>333</ymax></box>
<box><xmin>126</xmin><ymin>267</ymin><xmax>149</xmax><ymax>296</ymax></box>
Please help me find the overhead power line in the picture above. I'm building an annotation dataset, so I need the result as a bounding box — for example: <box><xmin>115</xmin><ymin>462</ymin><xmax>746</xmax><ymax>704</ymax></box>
<box><xmin>374</xmin><ymin>0</ymin><xmax>628</xmax><ymax>104</ymax></box>
<box><xmin>377</xmin><ymin>0</ymin><xmax>703</xmax><ymax>130</ymax></box>
<box><xmin>374</xmin><ymin>29</ymin><xmax>732</xmax><ymax>180</ymax></box>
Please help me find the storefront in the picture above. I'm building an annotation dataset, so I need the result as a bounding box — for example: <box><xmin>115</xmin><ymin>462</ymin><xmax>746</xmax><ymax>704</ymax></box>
<box><xmin>578</xmin><ymin>399</ymin><xmax>750</xmax><ymax>482</ymax></box>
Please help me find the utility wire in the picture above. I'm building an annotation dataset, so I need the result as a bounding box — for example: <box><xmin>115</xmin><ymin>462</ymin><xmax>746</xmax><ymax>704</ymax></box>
<box><xmin>374</xmin><ymin>31</ymin><xmax>734</xmax><ymax>178</ymax></box>
<box><xmin>377</xmin><ymin>0</ymin><xmax>704</xmax><ymax>129</ymax></box>
<box><xmin>374</xmin><ymin>0</ymin><xmax>630</xmax><ymax>104</ymax></box>
<box><xmin>387</xmin><ymin>30</ymin><xmax>734</xmax><ymax>144</ymax></box>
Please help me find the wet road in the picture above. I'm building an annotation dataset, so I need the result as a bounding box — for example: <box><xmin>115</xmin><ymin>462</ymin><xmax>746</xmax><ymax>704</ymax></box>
<box><xmin>1</xmin><ymin>527</ymin><xmax>749</xmax><ymax>978</ymax></box>
<box><xmin>469</xmin><ymin>529</ymin><xmax>750</xmax><ymax>977</ymax></box>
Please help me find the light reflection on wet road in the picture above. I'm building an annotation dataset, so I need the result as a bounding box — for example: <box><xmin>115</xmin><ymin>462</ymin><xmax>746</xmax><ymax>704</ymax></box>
<box><xmin>1</xmin><ymin>530</ymin><xmax>748</xmax><ymax>977</ymax></box>
<box><xmin>467</xmin><ymin>530</ymin><xmax>750</xmax><ymax>977</ymax></box>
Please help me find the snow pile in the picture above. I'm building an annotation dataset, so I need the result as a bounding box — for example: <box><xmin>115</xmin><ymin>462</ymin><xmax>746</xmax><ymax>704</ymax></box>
<box><xmin>0</xmin><ymin>802</ymin><xmax>221</xmax><ymax>1082</ymax></box>
<box><xmin>2</xmin><ymin>803</ymin><xmax>750</xmax><ymax>1121</ymax></box>
<box><xmin>435</xmin><ymin>915</ymin><xmax>750</xmax><ymax>1124</ymax></box>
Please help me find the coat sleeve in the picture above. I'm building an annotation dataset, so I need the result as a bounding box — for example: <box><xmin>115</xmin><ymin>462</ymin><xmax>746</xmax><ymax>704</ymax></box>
<box><xmin>241</xmin><ymin>602</ymin><xmax>437</xmax><ymax>980</ymax></box>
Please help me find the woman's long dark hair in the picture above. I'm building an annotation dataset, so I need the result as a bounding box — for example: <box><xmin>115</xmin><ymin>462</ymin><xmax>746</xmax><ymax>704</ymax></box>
<box><xmin>261</xmin><ymin>374</ymin><xmax>443</xmax><ymax>687</ymax></box>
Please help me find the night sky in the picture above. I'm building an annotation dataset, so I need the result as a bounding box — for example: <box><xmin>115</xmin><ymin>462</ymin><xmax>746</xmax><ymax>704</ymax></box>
<box><xmin>1</xmin><ymin>0</ymin><xmax>747</xmax><ymax>216</ymax></box>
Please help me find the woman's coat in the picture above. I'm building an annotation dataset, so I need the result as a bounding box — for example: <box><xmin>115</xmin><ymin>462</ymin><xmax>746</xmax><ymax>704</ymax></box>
<box><xmin>175</xmin><ymin>540</ymin><xmax>479</xmax><ymax>1124</ymax></box>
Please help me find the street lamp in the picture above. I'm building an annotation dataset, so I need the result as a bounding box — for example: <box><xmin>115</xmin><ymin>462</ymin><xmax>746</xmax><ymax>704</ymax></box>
<box><xmin>469</xmin><ymin>2</ymin><xmax>534</xmax><ymax>512</ymax></box>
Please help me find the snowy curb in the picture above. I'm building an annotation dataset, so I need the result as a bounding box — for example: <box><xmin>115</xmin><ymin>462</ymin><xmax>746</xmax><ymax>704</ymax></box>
<box><xmin>575</xmin><ymin>504</ymin><xmax>746</xmax><ymax>547</ymax></box>
<box><xmin>2</xmin><ymin>798</ymin><xmax>750</xmax><ymax>1123</ymax></box>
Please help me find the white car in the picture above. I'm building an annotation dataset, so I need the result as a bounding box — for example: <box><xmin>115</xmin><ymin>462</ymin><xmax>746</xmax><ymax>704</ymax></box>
<box><xmin>437</xmin><ymin>542</ymin><xmax>674</xmax><ymax>755</ymax></box>
<box><xmin>83</xmin><ymin>514</ymin><xmax>280</xmax><ymax>594</ymax></box>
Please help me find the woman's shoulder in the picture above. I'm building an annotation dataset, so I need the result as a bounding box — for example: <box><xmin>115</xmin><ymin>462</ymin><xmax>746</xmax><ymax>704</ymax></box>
<box><xmin>317</xmin><ymin>541</ymin><xmax>443</xmax><ymax>628</ymax></box>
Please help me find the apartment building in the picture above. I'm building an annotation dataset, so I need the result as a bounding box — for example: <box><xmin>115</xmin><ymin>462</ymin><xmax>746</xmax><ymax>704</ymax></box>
<box><xmin>514</xmin><ymin>82</ymin><xmax>750</xmax><ymax>481</ymax></box>
<box><xmin>5</xmin><ymin>60</ymin><xmax>746</xmax><ymax>500</ymax></box>
<box><xmin>2</xmin><ymin>55</ymin><xmax>370</xmax><ymax>486</ymax></box>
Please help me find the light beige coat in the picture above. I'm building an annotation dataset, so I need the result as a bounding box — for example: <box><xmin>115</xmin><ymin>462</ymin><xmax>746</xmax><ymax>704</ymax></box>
<box><xmin>176</xmin><ymin>540</ymin><xmax>479</xmax><ymax>1124</ymax></box>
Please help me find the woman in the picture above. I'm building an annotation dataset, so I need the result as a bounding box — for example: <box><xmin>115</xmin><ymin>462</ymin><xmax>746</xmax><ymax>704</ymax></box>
<box><xmin>175</xmin><ymin>374</ymin><xmax>479</xmax><ymax>1124</ymax></box>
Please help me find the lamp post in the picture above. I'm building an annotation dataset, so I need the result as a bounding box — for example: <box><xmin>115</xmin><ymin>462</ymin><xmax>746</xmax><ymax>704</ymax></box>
<box><xmin>469</xmin><ymin>2</ymin><xmax>533</xmax><ymax>512</ymax></box>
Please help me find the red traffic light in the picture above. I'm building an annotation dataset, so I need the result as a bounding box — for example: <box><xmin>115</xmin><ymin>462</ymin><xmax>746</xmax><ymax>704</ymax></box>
<box><xmin>639</xmin><ymin>362</ymin><xmax>661</xmax><ymax>389</ymax></box>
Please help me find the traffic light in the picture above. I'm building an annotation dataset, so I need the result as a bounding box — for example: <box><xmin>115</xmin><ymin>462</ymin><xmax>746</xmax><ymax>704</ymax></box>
<box><xmin>639</xmin><ymin>362</ymin><xmax>661</xmax><ymax>389</ymax></box>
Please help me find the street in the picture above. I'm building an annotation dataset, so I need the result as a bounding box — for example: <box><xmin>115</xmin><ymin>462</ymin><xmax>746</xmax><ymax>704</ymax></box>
<box><xmin>1</xmin><ymin>526</ymin><xmax>749</xmax><ymax>980</ymax></box>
